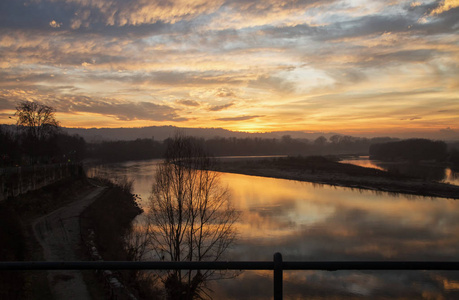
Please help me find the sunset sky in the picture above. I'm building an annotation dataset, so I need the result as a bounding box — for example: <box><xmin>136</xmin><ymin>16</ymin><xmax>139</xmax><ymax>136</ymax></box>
<box><xmin>0</xmin><ymin>0</ymin><xmax>458</xmax><ymax>136</ymax></box>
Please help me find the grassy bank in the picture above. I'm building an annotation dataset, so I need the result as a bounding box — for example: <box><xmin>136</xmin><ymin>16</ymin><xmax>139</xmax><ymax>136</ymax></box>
<box><xmin>0</xmin><ymin>175</ymin><xmax>93</xmax><ymax>299</ymax></box>
<box><xmin>80</xmin><ymin>181</ymin><xmax>142</xmax><ymax>262</ymax></box>
<box><xmin>80</xmin><ymin>180</ymin><xmax>160</xmax><ymax>299</ymax></box>
<box><xmin>212</xmin><ymin>156</ymin><xmax>459</xmax><ymax>199</ymax></box>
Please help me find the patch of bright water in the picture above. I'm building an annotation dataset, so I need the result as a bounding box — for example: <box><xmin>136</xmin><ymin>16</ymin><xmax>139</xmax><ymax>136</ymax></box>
<box><xmin>341</xmin><ymin>156</ymin><xmax>459</xmax><ymax>185</ymax></box>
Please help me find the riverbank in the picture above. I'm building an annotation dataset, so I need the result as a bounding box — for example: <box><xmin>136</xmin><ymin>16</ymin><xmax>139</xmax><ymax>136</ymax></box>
<box><xmin>0</xmin><ymin>175</ymin><xmax>147</xmax><ymax>299</ymax></box>
<box><xmin>79</xmin><ymin>179</ymin><xmax>160</xmax><ymax>299</ymax></box>
<box><xmin>211</xmin><ymin>156</ymin><xmax>459</xmax><ymax>199</ymax></box>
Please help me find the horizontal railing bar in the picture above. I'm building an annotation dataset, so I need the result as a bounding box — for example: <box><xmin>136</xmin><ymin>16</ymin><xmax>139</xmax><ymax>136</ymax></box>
<box><xmin>282</xmin><ymin>261</ymin><xmax>459</xmax><ymax>271</ymax></box>
<box><xmin>1</xmin><ymin>261</ymin><xmax>459</xmax><ymax>271</ymax></box>
<box><xmin>0</xmin><ymin>261</ymin><xmax>273</xmax><ymax>271</ymax></box>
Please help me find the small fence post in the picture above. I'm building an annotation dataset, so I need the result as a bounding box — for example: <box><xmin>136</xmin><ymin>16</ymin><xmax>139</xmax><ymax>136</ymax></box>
<box><xmin>274</xmin><ymin>252</ymin><xmax>283</xmax><ymax>300</ymax></box>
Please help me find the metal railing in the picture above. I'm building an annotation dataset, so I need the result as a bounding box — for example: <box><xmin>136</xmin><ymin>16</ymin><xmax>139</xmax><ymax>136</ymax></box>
<box><xmin>2</xmin><ymin>253</ymin><xmax>459</xmax><ymax>300</ymax></box>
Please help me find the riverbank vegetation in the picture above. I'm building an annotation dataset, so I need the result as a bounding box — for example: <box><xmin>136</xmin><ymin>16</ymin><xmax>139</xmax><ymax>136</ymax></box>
<box><xmin>79</xmin><ymin>177</ymin><xmax>160</xmax><ymax>299</ymax></box>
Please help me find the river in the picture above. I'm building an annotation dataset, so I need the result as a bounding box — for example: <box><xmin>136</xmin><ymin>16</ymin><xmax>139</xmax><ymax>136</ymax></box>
<box><xmin>87</xmin><ymin>159</ymin><xmax>459</xmax><ymax>299</ymax></box>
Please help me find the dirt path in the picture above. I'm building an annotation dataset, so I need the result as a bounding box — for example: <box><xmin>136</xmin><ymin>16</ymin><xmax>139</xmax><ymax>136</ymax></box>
<box><xmin>32</xmin><ymin>185</ymin><xmax>106</xmax><ymax>300</ymax></box>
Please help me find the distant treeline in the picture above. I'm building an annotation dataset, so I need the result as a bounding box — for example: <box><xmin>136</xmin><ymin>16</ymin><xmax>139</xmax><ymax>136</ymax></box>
<box><xmin>370</xmin><ymin>139</ymin><xmax>459</xmax><ymax>164</ymax></box>
<box><xmin>88</xmin><ymin>135</ymin><xmax>399</xmax><ymax>163</ymax></box>
<box><xmin>202</xmin><ymin>135</ymin><xmax>395</xmax><ymax>156</ymax></box>
<box><xmin>3</xmin><ymin>124</ymin><xmax>459</xmax><ymax>166</ymax></box>
<box><xmin>73</xmin><ymin>135</ymin><xmax>459</xmax><ymax>165</ymax></box>
<box><xmin>88</xmin><ymin>138</ymin><xmax>164</xmax><ymax>162</ymax></box>
<box><xmin>0</xmin><ymin>125</ymin><xmax>86</xmax><ymax>166</ymax></box>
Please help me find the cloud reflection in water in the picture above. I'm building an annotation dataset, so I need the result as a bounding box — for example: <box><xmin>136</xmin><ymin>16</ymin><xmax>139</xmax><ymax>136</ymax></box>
<box><xmin>86</xmin><ymin>161</ymin><xmax>459</xmax><ymax>298</ymax></box>
<box><xmin>216</xmin><ymin>173</ymin><xmax>459</xmax><ymax>299</ymax></box>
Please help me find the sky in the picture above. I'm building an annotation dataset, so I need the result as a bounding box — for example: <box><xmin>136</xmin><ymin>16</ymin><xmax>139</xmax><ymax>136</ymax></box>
<box><xmin>0</xmin><ymin>0</ymin><xmax>458</xmax><ymax>137</ymax></box>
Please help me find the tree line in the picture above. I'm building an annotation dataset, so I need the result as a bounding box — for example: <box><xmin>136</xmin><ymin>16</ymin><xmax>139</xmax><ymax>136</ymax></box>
<box><xmin>4</xmin><ymin>126</ymin><xmax>403</xmax><ymax>167</ymax></box>
<box><xmin>369</xmin><ymin>139</ymin><xmax>459</xmax><ymax>164</ymax></box>
<box><xmin>86</xmin><ymin>135</ymin><xmax>401</xmax><ymax>163</ymax></box>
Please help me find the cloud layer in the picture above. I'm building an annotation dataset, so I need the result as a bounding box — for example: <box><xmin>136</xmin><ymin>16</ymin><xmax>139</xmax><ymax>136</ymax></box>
<box><xmin>0</xmin><ymin>0</ymin><xmax>458</xmax><ymax>133</ymax></box>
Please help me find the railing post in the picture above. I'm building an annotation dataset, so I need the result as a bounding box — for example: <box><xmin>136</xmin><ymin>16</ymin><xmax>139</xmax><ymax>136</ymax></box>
<box><xmin>274</xmin><ymin>252</ymin><xmax>283</xmax><ymax>300</ymax></box>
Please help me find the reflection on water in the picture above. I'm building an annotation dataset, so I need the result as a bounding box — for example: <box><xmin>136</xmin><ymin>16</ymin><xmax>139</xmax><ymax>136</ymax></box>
<box><xmin>86</xmin><ymin>159</ymin><xmax>161</xmax><ymax>205</ymax></box>
<box><xmin>86</xmin><ymin>159</ymin><xmax>459</xmax><ymax>299</ymax></box>
<box><xmin>341</xmin><ymin>156</ymin><xmax>459</xmax><ymax>185</ymax></box>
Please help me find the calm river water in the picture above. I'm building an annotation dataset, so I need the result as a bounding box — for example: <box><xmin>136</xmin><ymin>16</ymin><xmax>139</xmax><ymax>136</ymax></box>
<box><xmin>87</xmin><ymin>159</ymin><xmax>459</xmax><ymax>299</ymax></box>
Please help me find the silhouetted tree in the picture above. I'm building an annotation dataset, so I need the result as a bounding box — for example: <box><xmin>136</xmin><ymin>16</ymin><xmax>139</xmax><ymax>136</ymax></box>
<box><xmin>13</xmin><ymin>101</ymin><xmax>61</xmax><ymax>163</ymax></box>
<box><xmin>147</xmin><ymin>134</ymin><xmax>238</xmax><ymax>299</ymax></box>
<box><xmin>314</xmin><ymin>136</ymin><xmax>327</xmax><ymax>146</ymax></box>
<box><xmin>14</xmin><ymin>101</ymin><xmax>59</xmax><ymax>141</ymax></box>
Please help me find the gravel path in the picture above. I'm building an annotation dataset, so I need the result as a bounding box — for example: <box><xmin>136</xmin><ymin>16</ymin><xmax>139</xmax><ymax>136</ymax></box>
<box><xmin>32</xmin><ymin>185</ymin><xmax>106</xmax><ymax>300</ymax></box>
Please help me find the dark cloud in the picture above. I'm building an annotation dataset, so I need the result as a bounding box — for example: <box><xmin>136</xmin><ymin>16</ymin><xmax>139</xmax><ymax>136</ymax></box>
<box><xmin>0</xmin><ymin>98</ymin><xmax>14</xmax><ymax>110</ymax></box>
<box><xmin>92</xmin><ymin>71</ymin><xmax>245</xmax><ymax>87</ymax></box>
<box><xmin>0</xmin><ymin>0</ymin><xmax>170</xmax><ymax>38</ymax></box>
<box><xmin>176</xmin><ymin>99</ymin><xmax>200</xmax><ymax>107</ymax></box>
<box><xmin>257</xmin><ymin>14</ymin><xmax>416</xmax><ymax>43</ymax></box>
<box><xmin>421</xmin><ymin>7</ymin><xmax>459</xmax><ymax>35</ymax></box>
<box><xmin>261</xmin><ymin>24</ymin><xmax>318</xmax><ymax>39</ymax></box>
<box><xmin>1</xmin><ymin>91</ymin><xmax>188</xmax><ymax>124</ymax></box>
<box><xmin>372</xmin><ymin>49</ymin><xmax>436</xmax><ymax>64</ymax></box>
<box><xmin>216</xmin><ymin>115</ymin><xmax>262</xmax><ymax>121</ymax></box>
<box><xmin>38</xmin><ymin>96</ymin><xmax>186</xmax><ymax>122</ymax></box>
<box><xmin>223</xmin><ymin>0</ymin><xmax>337</xmax><ymax>16</ymax></box>
<box><xmin>318</xmin><ymin>15</ymin><xmax>412</xmax><ymax>41</ymax></box>
<box><xmin>209</xmin><ymin>102</ymin><xmax>234</xmax><ymax>111</ymax></box>
<box><xmin>403</xmin><ymin>116</ymin><xmax>422</xmax><ymax>121</ymax></box>
<box><xmin>335</xmin><ymin>49</ymin><xmax>439</xmax><ymax>70</ymax></box>
<box><xmin>0</xmin><ymin>0</ymin><xmax>75</xmax><ymax>31</ymax></box>
<box><xmin>0</xmin><ymin>70</ymin><xmax>68</xmax><ymax>87</ymax></box>
<box><xmin>259</xmin><ymin>4</ymin><xmax>451</xmax><ymax>44</ymax></box>
<box><xmin>0</xmin><ymin>67</ymin><xmax>245</xmax><ymax>89</ymax></box>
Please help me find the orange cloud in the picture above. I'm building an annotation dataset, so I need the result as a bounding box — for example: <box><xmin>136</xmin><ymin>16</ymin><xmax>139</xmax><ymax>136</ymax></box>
<box><xmin>430</xmin><ymin>0</ymin><xmax>459</xmax><ymax>15</ymax></box>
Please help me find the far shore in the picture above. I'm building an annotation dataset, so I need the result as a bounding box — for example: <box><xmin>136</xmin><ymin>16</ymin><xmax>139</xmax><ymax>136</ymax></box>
<box><xmin>211</xmin><ymin>157</ymin><xmax>459</xmax><ymax>200</ymax></box>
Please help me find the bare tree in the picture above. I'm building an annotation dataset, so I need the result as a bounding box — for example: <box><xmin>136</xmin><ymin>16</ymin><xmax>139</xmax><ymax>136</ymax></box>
<box><xmin>14</xmin><ymin>101</ymin><xmax>59</xmax><ymax>141</ymax></box>
<box><xmin>147</xmin><ymin>134</ymin><xmax>238</xmax><ymax>299</ymax></box>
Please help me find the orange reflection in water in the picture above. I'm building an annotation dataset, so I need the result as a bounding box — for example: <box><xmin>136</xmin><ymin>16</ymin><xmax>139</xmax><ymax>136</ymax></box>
<box><xmin>340</xmin><ymin>157</ymin><xmax>387</xmax><ymax>171</ymax></box>
<box><xmin>223</xmin><ymin>172</ymin><xmax>459</xmax><ymax>260</ymax></box>
<box><xmin>88</xmin><ymin>160</ymin><xmax>459</xmax><ymax>298</ymax></box>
